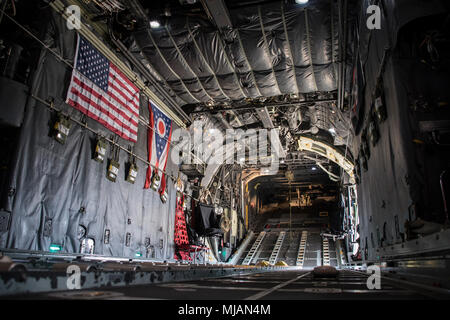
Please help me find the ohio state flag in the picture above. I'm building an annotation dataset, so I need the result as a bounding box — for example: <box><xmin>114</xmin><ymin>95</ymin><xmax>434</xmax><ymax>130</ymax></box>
<box><xmin>144</xmin><ymin>101</ymin><xmax>173</xmax><ymax>193</ymax></box>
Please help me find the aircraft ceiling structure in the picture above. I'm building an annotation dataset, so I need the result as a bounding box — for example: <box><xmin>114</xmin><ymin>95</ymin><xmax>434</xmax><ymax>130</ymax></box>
<box><xmin>132</xmin><ymin>0</ymin><xmax>340</xmax><ymax>107</ymax></box>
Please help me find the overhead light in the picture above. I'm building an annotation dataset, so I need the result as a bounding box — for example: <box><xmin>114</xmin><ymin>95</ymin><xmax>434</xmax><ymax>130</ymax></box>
<box><xmin>149</xmin><ymin>20</ymin><xmax>161</xmax><ymax>29</ymax></box>
<box><xmin>295</xmin><ymin>0</ymin><xmax>309</xmax><ymax>4</ymax></box>
<box><xmin>311</xmin><ymin>166</ymin><xmax>317</xmax><ymax>171</ymax></box>
<box><xmin>215</xmin><ymin>205</ymin><xmax>223</xmax><ymax>215</ymax></box>
<box><xmin>329</xmin><ymin>128</ymin><xmax>336</xmax><ymax>135</ymax></box>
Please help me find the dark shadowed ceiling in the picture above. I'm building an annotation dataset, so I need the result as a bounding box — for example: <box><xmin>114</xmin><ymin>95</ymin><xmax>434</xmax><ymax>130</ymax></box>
<box><xmin>132</xmin><ymin>0</ymin><xmax>339</xmax><ymax>108</ymax></box>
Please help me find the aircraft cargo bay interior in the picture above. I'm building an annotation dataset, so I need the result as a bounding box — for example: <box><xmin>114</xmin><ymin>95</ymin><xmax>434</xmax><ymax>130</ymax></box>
<box><xmin>0</xmin><ymin>0</ymin><xmax>450</xmax><ymax>303</ymax></box>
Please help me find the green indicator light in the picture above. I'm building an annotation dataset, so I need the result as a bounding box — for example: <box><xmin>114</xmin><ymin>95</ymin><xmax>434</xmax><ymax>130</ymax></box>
<box><xmin>49</xmin><ymin>244</ymin><xmax>62</xmax><ymax>252</ymax></box>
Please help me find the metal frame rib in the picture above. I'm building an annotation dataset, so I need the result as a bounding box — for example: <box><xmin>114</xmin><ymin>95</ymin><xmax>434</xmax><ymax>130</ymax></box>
<box><xmin>258</xmin><ymin>5</ymin><xmax>283</xmax><ymax>96</ymax></box>
<box><xmin>131</xmin><ymin>43</ymin><xmax>188</xmax><ymax>107</ymax></box>
<box><xmin>281</xmin><ymin>4</ymin><xmax>300</xmax><ymax>95</ymax></box>
<box><xmin>145</xmin><ymin>29</ymin><xmax>200</xmax><ymax>104</ymax></box>
<box><xmin>215</xmin><ymin>32</ymin><xmax>248</xmax><ymax>99</ymax></box>
<box><xmin>235</xmin><ymin>28</ymin><xmax>263</xmax><ymax>98</ymax></box>
<box><xmin>186</xmin><ymin>16</ymin><xmax>231</xmax><ymax>102</ymax></box>
<box><xmin>330</xmin><ymin>0</ymin><xmax>336</xmax><ymax>67</ymax></box>
<box><xmin>164</xmin><ymin>24</ymin><xmax>214</xmax><ymax>103</ymax></box>
<box><xmin>304</xmin><ymin>8</ymin><xmax>319</xmax><ymax>92</ymax></box>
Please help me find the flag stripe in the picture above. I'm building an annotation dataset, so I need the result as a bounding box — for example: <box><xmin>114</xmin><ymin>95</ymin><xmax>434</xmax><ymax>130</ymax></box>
<box><xmin>109</xmin><ymin>65</ymin><xmax>140</xmax><ymax>105</ymax></box>
<box><xmin>101</xmin><ymin>70</ymin><xmax>139</xmax><ymax>118</ymax></box>
<box><xmin>68</xmin><ymin>86</ymin><xmax>138</xmax><ymax>140</ymax></box>
<box><xmin>69</xmin><ymin>81</ymin><xmax>138</xmax><ymax>137</ymax></box>
<box><xmin>67</xmin><ymin>98</ymin><xmax>136</xmax><ymax>142</ymax></box>
<box><xmin>108</xmin><ymin>80</ymin><xmax>139</xmax><ymax>115</ymax></box>
<box><xmin>110</xmin><ymin>64</ymin><xmax>139</xmax><ymax>96</ymax></box>
<box><xmin>71</xmin><ymin>73</ymin><xmax>139</xmax><ymax>130</ymax></box>
<box><xmin>67</xmin><ymin>87</ymin><xmax>137</xmax><ymax>139</ymax></box>
<box><xmin>66</xmin><ymin>35</ymin><xmax>140</xmax><ymax>142</ymax></box>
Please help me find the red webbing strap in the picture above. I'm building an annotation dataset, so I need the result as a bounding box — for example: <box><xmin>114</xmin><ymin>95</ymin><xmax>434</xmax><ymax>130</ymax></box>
<box><xmin>173</xmin><ymin>195</ymin><xmax>191</xmax><ymax>260</ymax></box>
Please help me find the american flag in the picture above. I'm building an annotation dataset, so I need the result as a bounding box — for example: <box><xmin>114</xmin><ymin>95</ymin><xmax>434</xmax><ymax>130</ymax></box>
<box><xmin>66</xmin><ymin>35</ymin><xmax>140</xmax><ymax>142</ymax></box>
<box><xmin>144</xmin><ymin>101</ymin><xmax>173</xmax><ymax>192</ymax></box>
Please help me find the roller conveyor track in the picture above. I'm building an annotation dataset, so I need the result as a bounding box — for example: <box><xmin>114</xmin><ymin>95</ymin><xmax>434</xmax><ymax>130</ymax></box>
<box><xmin>322</xmin><ymin>238</ymin><xmax>330</xmax><ymax>266</ymax></box>
<box><xmin>269</xmin><ymin>231</ymin><xmax>286</xmax><ymax>265</ymax></box>
<box><xmin>296</xmin><ymin>231</ymin><xmax>308</xmax><ymax>267</ymax></box>
<box><xmin>242</xmin><ymin>231</ymin><xmax>266</xmax><ymax>265</ymax></box>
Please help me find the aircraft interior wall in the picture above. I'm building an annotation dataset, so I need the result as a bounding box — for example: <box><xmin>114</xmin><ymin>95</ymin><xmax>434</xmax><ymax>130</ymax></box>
<box><xmin>353</xmin><ymin>3</ymin><xmax>450</xmax><ymax>261</ymax></box>
<box><xmin>0</xmin><ymin>8</ymin><xmax>179</xmax><ymax>260</ymax></box>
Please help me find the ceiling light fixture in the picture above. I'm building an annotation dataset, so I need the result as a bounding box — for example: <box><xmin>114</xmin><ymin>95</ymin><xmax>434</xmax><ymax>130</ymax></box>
<box><xmin>295</xmin><ymin>0</ymin><xmax>309</xmax><ymax>4</ymax></box>
<box><xmin>149</xmin><ymin>20</ymin><xmax>161</xmax><ymax>29</ymax></box>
